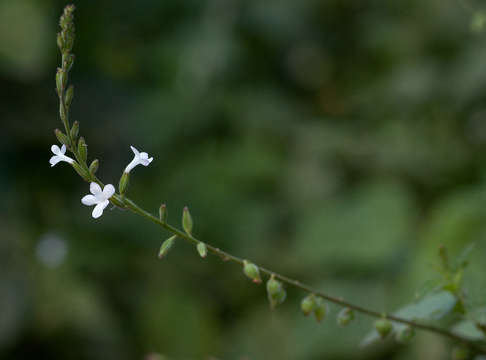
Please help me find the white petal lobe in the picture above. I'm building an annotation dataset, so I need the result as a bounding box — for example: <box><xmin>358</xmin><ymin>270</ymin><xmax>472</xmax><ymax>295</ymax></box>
<box><xmin>90</xmin><ymin>182</ymin><xmax>102</xmax><ymax>195</ymax></box>
<box><xmin>81</xmin><ymin>195</ymin><xmax>97</xmax><ymax>206</ymax></box>
<box><xmin>102</xmin><ymin>184</ymin><xmax>115</xmax><ymax>198</ymax></box>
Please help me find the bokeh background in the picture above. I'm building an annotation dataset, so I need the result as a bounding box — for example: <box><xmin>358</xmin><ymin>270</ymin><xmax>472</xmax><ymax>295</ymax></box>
<box><xmin>2</xmin><ymin>0</ymin><xmax>486</xmax><ymax>359</ymax></box>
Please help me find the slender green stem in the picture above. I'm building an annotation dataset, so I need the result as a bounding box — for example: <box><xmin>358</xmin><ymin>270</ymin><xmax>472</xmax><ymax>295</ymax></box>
<box><xmin>120</xmin><ymin>198</ymin><xmax>486</xmax><ymax>353</ymax></box>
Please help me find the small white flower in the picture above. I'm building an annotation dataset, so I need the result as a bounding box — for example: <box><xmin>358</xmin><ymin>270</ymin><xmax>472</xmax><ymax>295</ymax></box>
<box><xmin>124</xmin><ymin>145</ymin><xmax>153</xmax><ymax>173</ymax></box>
<box><xmin>50</xmin><ymin>144</ymin><xmax>75</xmax><ymax>167</ymax></box>
<box><xmin>81</xmin><ymin>182</ymin><xmax>115</xmax><ymax>219</ymax></box>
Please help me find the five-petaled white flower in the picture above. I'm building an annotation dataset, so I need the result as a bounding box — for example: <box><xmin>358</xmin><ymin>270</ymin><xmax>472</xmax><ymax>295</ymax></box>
<box><xmin>124</xmin><ymin>145</ymin><xmax>153</xmax><ymax>173</ymax></box>
<box><xmin>81</xmin><ymin>182</ymin><xmax>115</xmax><ymax>219</ymax></box>
<box><xmin>50</xmin><ymin>144</ymin><xmax>75</xmax><ymax>167</ymax></box>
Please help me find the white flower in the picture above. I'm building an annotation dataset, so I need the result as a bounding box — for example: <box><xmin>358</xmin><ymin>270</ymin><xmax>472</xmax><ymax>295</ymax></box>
<box><xmin>50</xmin><ymin>144</ymin><xmax>74</xmax><ymax>167</ymax></box>
<box><xmin>81</xmin><ymin>182</ymin><xmax>115</xmax><ymax>219</ymax></box>
<box><xmin>124</xmin><ymin>145</ymin><xmax>153</xmax><ymax>173</ymax></box>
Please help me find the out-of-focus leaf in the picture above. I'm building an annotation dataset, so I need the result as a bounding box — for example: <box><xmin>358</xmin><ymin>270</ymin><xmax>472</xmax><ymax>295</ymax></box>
<box><xmin>451</xmin><ymin>320</ymin><xmax>485</xmax><ymax>341</ymax></box>
<box><xmin>361</xmin><ymin>291</ymin><xmax>457</xmax><ymax>347</ymax></box>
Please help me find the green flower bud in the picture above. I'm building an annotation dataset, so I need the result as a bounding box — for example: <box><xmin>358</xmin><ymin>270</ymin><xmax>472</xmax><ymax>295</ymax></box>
<box><xmin>395</xmin><ymin>325</ymin><xmax>415</xmax><ymax>343</ymax></box>
<box><xmin>314</xmin><ymin>297</ymin><xmax>328</xmax><ymax>323</ymax></box>
<box><xmin>197</xmin><ymin>242</ymin><xmax>207</xmax><ymax>258</ymax></box>
<box><xmin>57</xmin><ymin>33</ymin><xmax>63</xmax><ymax>50</ymax></box>
<box><xmin>71</xmin><ymin>162</ymin><xmax>89</xmax><ymax>181</ymax></box>
<box><xmin>337</xmin><ymin>308</ymin><xmax>354</xmax><ymax>327</ymax></box>
<box><xmin>375</xmin><ymin>318</ymin><xmax>393</xmax><ymax>339</ymax></box>
<box><xmin>78</xmin><ymin>137</ymin><xmax>87</xmax><ymax>162</ymax></box>
<box><xmin>159</xmin><ymin>204</ymin><xmax>167</xmax><ymax>223</ymax></box>
<box><xmin>158</xmin><ymin>235</ymin><xmax>177</xmax><ymax>259</ymax></box>
<box><xmin>119</xmin><ymin>172</ymin><xmax>130</xmax><ymax>195</ymax></box>
<box><xmin>54</xmin><ymin>129</ymin><xmax>69</xmax><ymax>146</ymax></box>
<box><xmin>65</xmin><ymin>85</ymin><xmax>74</xmax><ymax>109</ymax></box>
<box><xmin>89</xmin><ymin>159</ymin><xmax>99</xmax><ymax>174</ymax></box>
<box><xmin>64</xmin><ymin>54</ymin><xmax>75</xmax><ymax>72</ymax></box>
<box><xmin>182</xmin><ymin>206</ymin><xmax>193</xmax><ymax>235</ymax></box>
<box><xmin>243</xmin><ymin>260</ymin><xmax>261</xmax><ymax>283</ymax></box>
<box><xmin>301</xmin><ymin>294</ymin><xmax>316</xmax><ymax>316</ymax></box>
<box><xmin>70</xmin><ymin>120</ymin><xmax>78</xmax><ymax>139</ymax></box>
<box><xmin>266</xmin><ymin>275</ymin><xmax>286</xmax><ymax>309</ymax></box>
<box><xmin>56</xmin><ymin>68</ymin><xmax>65</xmax><ymax>95</ymax></box>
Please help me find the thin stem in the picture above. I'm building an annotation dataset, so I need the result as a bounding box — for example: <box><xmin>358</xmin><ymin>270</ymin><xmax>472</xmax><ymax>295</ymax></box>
<box><xmin>121</xmin><ymin>198</ymin><xmax>486</xmax><ymax>354</ymax></box>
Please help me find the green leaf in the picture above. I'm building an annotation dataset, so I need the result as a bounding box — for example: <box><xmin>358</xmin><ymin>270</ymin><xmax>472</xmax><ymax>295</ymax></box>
<box><xmin>451</xmin><ymin>320</ymin><xmax>485</xmax><ymax>341</ymax></box>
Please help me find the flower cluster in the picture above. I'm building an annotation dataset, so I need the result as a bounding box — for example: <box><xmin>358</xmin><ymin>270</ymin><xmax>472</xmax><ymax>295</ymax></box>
<box><xmin>50</xmin><ymin>144</ymin><xmax>153</xmax><ymax>218</ymax></box>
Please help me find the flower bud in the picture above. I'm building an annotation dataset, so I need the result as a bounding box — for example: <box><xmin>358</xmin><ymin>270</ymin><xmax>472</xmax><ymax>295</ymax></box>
<box><xmin>197</xmin><ymin>242</ymin><xmax>207</xmax><ymax>258</ymax></box>
<box><xmin>337</xmin><ymin>308</ymin><xmax>354</xmax><ymax>327</ymax></box>
<box><xmin>89</xmin><ymin>159</ymin><xmax>99</xmax><ymax>174</ymax></box>
<box><xmin>64</xmin><ymin>54</ymin><xmax>75</xmax><ymax>72</ymax></box>
<box><xmin>182</xmin><ymin>206</ymin><xmax>193</xmax><ymax>235</ymax></box>
<box><xmin>243</xmin><ymin>260</ymin><xmax>261</xmax><ymax>283</ymax></box>
<box><xmin>71</xmin><ymin>162</ymin><xmax>89</xmax><ymax>181</ymax></box>
<box><xmin>70</xmin><ymin>120</ymin><xmax>79</xmax><ymax>139</ymax></box>
<box><xmin>301</xmin><ymin>294</ymin><xmax>316</xmax><ymax>316</ymax></box>
<box><xmin>57</xmin><ymin>33</ymin><xmax>63</xmax><ymax>50</ymax></box>
<box><xmin>119</xmin><ymin>172</ymin><xmax>130</xmax><ymax>195</ymax></box>
<box><xmin>158</xmin><ymin>235</ymin><xmax>176</xmax><ymax>259</ymax></box>
<box><xmin>266</xmin><ymin>275</ymin><xmax>286</xmax><ymax>309</ymax></box>
<box><xmin>159</xmin><ymin>204</ymin><xmax>167</xmax><ymax>223</ymax></box>
<box><xmin>314</xmin><ymin>297</ymin><xmax>328</xmax><ymax>323</ymax></box>
<box><xmin>54</xmin><ymin>129</ymin><xmax>69</xmax><ymax>146</ymax></box>
<box><xmin>395</xmin><ymin>325</ymin><xmax>415</xmax><ymax>343</ymax></box>
<box><xmin>78</xmin><ymin>137</ymin><xmax>87</xmax><ymax>162</ymax></box>
<box><xmin>375</xmin><ymin>318</ymin><xmax>393</xmax><ymax>339</ymax></box>
<box><xmin>56</xmin><ymin>68</ymin><xmax>65</xmax><ymax>94</ymax></box>
<box><xmin>65</xmin><ymin>85</ymin><xmax>74</xmax><ymax>109</ymax></box>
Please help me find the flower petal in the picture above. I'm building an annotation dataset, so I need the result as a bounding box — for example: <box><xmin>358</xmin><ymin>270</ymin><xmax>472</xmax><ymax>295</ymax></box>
<box><xmin>49</xmin><ymin>155</ymin><xmax>62</xmax><ymax>167</ymax></box>
<box><xmin>140</xmin><ymin>152</ymin><xmax>148</xmax><ymax>160</ymax></box>
<box><xmin>92</xmin><ymin>200</ymin><xmax>109</xmax><ymax>218</ymax></box>
<box><xmin>51</xmin><ymin>145</ymin><xmax>61</xmax><ymax>155</ymax></box>
<box><xmin>60</xmin><ymin>144</ymin><xmax>67</xmax><ymax>154</ymax></box>
<box><xmin>81</xmin><ymin>194</ymin><xmax>98</xmax><ymax>206</ymax></box>
<box><xmin>102</xmin><ymin>184</ymin><xmax>115</xmax><ymax>199</ymax></box>
<box><xmin>130</xmin><ymin>145</ymin><xmax>140</xmax><ymax>156</ymax></box>
<box><xmin>90</xmin><ymin>182</ymin><xmax>102</xmax><ymax>196</ymax></box>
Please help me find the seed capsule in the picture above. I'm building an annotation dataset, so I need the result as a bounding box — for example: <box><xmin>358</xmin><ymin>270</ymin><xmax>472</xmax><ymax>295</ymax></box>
<box><xmin>337</xmin><ymin>308</ymin><xmax>354</xmax><ymax>327</ymax></box>
<box><xmin>182</xmin><ymin>206</ymin><xmax>193</xmax><ymax>235</ymax></box>
<box><xmin>243</xmin><ymin>260</ymin><xmax>261</xmax><ymax>283</ymax></box>
<box><xmin>301</xmin><ymin>294</ymin><xmax>316</xmax><ymax>316</ymax></box>
<box><xmin>266</xmin><ymin>275</ymin><xmax>286</xmax><ymax>309</ymax></box>
<box><xmin>197</xmin><ymin>242</ymin><xmax>207</xmax><ymax>258</ymax></box>
<box><xmin>314</xmin><ymin>297</ymin><xmax>328</xmax><ymax>323</ymax></box>
<box><xmin>375</xmin><ymin>318</ymin><xmax>393</xmax><ymax>339</ymax></box>
<box><xmin>158</xmin><ymin>235</ymin><xmax>177</xmax><ymax>259</ymax></box>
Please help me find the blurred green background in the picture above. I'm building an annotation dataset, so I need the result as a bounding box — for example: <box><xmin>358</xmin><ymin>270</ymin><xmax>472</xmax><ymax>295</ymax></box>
<box><xmin>2</xmin><ymin>0</ymin><xmax>486</xmax><ymax>359</ymax></box>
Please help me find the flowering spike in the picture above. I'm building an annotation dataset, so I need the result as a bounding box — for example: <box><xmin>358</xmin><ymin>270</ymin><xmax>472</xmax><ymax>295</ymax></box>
<box><xmin>70</xmin><ymin>120</ymin><xmax>78</xmax><ymax>139</ymax></box>
<box><xmin>78</xmin><ymin>137</ymin><xmax>87</xmax><ymax>162</ymax></box>
<box><xmin>81</xmin><ymin>182</ymin><xmax>115</xmax><ymax>219</ymax></box>
<box><xmin>395</xmin><ymin>325</ymin><xmax>415</xmax><ymax>343</ymax></box>
<box><xmin>158</xmin><ymin>235</ymin><xmax>177</xmax><ymax>259</ymax></box>
<box><xmin>119</xmin><ymin>172</ymin><xmax>130</xmax><ymax>195</ymax></box>
<box><xmin>54</xmin><ymin>129</ymin><xmax>69</xmax><ymax>146</ymax></box>
<box><xmin>337</xmin><ymin>308</ymin><xmax>354</xmax><ymax>327</ymax></box>
<box><xmin>182</xmin><ymin>206</ymin><xmax>193</xmax><ymax>235</ymax></box>
<box><xmin>375</xmin><ymin>318</ymin><xmax>393</xmax><ymax>339</ymax></box>
<box><xmin>197</xmin><ymin>242</ymin><xmax>207</xmax><ymax>258</ymax></box>
<box><xmin>89</xmin><ymin>159</ymin><xmax>99</xmax><ymax>174</ymax></box>
<box><xmin>124</xmin><ymin>145</ymin><xmax>153</xmax><ymax>173</ymax></box>
<box><xmin>159</xmin><ymin>204</ymin><xmax>167</xmax><ymax>223</ymax></box>
<box><xmin>266</xmin><ymin>275</ymin><xmax>286</xmax><ymax>309</ymax></box>
<box><xmin>243</xmin><ymin>260</ymin><xmax>261</xmax><ymax>283</ymax></box>
<box><xmin>301</xmin><ymin>294</ymin><xmax>316</xmax><ymax>316</ymax></box>
<box><xmin>314</xmin><ymin>297</ymin><xmax>328</xmax><ymax>323</ymax></box>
